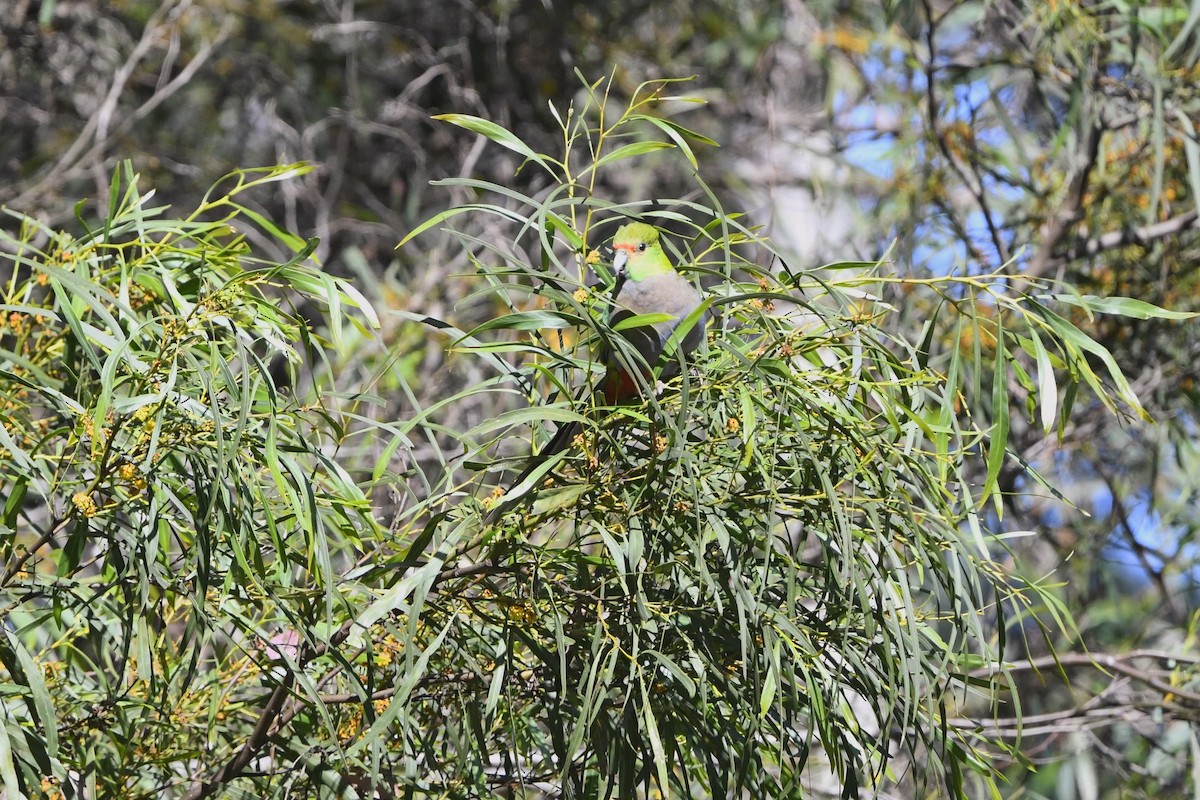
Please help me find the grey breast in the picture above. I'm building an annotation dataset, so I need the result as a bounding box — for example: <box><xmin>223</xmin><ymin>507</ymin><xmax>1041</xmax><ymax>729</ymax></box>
<box><xmin>609</xmin><ymin>272</ymin><xmax>705</xmax><ymax>376</ymax></box>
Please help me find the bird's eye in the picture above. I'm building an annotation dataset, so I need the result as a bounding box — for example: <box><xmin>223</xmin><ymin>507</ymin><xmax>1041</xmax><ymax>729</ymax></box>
<box><xmin>638</xmin><ymin>243</ymin><xmax>647</xmax><ymax>252</ymax></box>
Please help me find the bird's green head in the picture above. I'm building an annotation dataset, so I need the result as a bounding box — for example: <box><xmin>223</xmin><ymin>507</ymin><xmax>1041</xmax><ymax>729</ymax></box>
<box><xmin>611</xmin><ymin>222</ymin><xmax>673</xmax><ymax>281</ymax></box>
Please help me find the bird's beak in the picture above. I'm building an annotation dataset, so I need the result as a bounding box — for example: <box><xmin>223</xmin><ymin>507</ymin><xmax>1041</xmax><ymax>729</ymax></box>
<box><xmin>612</xmin><ymin>249</ymin><xmax>629</xmax><ymax>275</ymax></box>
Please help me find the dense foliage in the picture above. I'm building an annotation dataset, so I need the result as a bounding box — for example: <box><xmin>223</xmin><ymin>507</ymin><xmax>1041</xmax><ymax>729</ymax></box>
<box><xmin>4</xmin><ymin>0</ymin><xmax>1200</xmax><ymax>797</ymax></box>
<box><xmin>823</xmin><ymin>3</ymin><xmax>1200</xmax><ymax>792</ymax></box>
<box><xmin>0</xmin><ymin>78</ymin><xmax>1189</xmax><ymax>797</ymax></box>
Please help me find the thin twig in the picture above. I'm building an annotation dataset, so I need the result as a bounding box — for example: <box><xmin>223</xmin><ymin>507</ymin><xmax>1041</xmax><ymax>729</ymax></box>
<box><xmin>920</xmin><ymin>0</ymin><xmax>1010</xmax><ymax>266</ymax></box>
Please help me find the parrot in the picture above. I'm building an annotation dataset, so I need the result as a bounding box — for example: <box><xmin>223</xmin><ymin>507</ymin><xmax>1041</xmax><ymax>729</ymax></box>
<box><xmin>488</xmin><ymin>221</ymin><xmax>709</xmax><ymax>518</ymax></box>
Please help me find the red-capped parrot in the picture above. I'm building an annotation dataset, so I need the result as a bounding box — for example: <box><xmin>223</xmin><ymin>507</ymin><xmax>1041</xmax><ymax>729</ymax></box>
<box><xmin>601</xmin><ymin>221</ymin><xmax>709</xmax><ymax>402</ymax></box>
<box><xmin>490</xmin><ymin>222</ymin><xmax>709</xmax><ymax>515</ymax></box>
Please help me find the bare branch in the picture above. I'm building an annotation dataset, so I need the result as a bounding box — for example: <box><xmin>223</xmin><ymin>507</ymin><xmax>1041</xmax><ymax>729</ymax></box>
<box><xmin>1054</xmin><ymin>209</ymin><xmax>1200</xmax><ymax>263</ymax></box>
<box><xmin>3</xmin><ymin>2</ymin><xmax>232</xmax><ymax>212</ymax></box>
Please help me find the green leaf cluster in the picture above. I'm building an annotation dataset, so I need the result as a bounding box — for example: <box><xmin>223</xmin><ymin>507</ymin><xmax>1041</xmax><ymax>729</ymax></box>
<box><xmin>0</xmin><ymin>76</ymin><xmax>1183</xmax><ymax>799</ymax></box>
<box><xmin>0</xmin><ymin>163</ymin><xmax>380</xmax><ymax>798</ymax></box>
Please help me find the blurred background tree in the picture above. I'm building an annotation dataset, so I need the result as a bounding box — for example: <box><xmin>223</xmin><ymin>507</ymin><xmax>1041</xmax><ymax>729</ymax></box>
<box><xmin>821</xmin><ymin>2</ymin><xmax>1200</xmax><ymax>795</ymax></box>
<box><xmin>2</xmin><ymin>0</ymin><xmax>1200</xmax><ymax>797</ymax></box>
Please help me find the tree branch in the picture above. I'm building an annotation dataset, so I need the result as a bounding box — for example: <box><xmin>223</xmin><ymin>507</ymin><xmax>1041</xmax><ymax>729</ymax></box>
<box><xmin>921</xmin><ymin>0</ymin><xmax>1011</xmax><ymax>266</ymax></box>
<box><xmin>1053</xmin><ymin>209</ymin><xmax>1200</xmax><ymax>263</ymax></box>
<box><xmin>971</xmin><ymin>649</ymin><xmax>1200</xmax><ymax>704</ymax></box>
<box><xmin>1026</xmin><ymin>121</ymin><xmax>1103</xmax><ymax>280</ymax></box>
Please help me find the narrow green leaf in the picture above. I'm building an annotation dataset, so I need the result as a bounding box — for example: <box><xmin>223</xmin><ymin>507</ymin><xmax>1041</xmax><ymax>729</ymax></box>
<box><xmin>3</xmin><ymin>629</ymin><xmax>57</xmax><ymax>760</ymax></box>
<box><xmin>530</xmin><ymin>483</ymin><xmax>590</xmax><ymax>516</ymax></box>
<box><xmin>544</xmin><ymin>213</ymin><xmax>586</xmax><ymax>252</ymax></box>
<box><xmin>484</xmin><ymin>659</ymin><xmax>506</xmax><ymax>720</ymax></box>
<box><xmin>645</xmin><ymin>650</ymin><xmax>696</xmax><ymax>697</ymax></box>
<box><xmin>1149</xmin><ymin>78</ymin><xmax>1165</xmax><ymax>224</ymax></box>
<box><xmin>982</xmin><ymin>314</ymin><xmax>1008</xmax><ymax>512</ymax></box>
<box><xmin>465</xmin><ymin>405</ymin><xmax>587</xmax><ymax>439</ymax></box>
<box><xmin>0</xmin><ymin>710</ymin><xmax>26</xmax><ymax>800</ymax></box>
<box><xmin>396</xmin><ymin>204</ymin><xmax>531</xmax><ymax>249</ymax></box>
<box><xmin>640</xmin><ymin>678</ymin><xmax>671</xmax><ymax>793</ymax></box>
<box><xmin>432</xmin><ymin>114</ymin><xmax>557</xmax><ymax>175</ymax></box>
<box><xmin>2</xmin><ymin>478</ymin><xmax>27</xmax><ymax>527</ymax></box>
<box><xmin>1042</xmin><ymin>293</ymin><xmax>1199</xmax><ymax>321</ymax></box>
<box><xmin>758</xmin><ymin>658</ymin><xmax>778</xmax><ymax>718</ymax></box>
<box><xmin>1059</xmin><ymin>377</ymin><xmax>1080</xmax><ymax>440</ymax></box>
<box><xmin>229</xmin><ymin>202</ymin><xmax>308</xmax><ymax>253</ymax></box>
<box><xmin>738</xmin><ymin>383</ymin><xmax>756</xmax><ymax>469</ymax></box>
<box><xmin>462</xmin><ymin>310</ymin><xmax>583</xmax><ymax>338</ymax></box>
<box><xmin>612</xmin><ymin>311</ymin><xmax>675</xmax><ymax>331</ymax></box>
<box><xmin>1028</xmin><ymin>330</ymin><xmax>1058</xmax><ymax>433</ymax></box>
<box><xmin>627</xmin><ymin>114</ymin><xmax>720</xmax><ymax>169</ymax></box>
<box><xmin>586</xmin><ymin>141</ymin><xmax>674</xmax><ymax>175</ymax></box>
<box><xmin>1039</xmin><ymin>305</ymin><xmax>1148</xmax><ymax>419</ymax></box>
<box><xmin>1174</xmin><ymin>109</ymin><xmax>1200</xmax><ymax>216</ymax></box>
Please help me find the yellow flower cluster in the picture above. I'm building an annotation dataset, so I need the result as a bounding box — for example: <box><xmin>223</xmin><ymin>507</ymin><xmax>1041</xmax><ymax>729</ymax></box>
<box><xmin>119</xmin><ymin>462</ymin><xmax>148</xmax><ymax>492</ymax></box>
<box><xmin>40</xmin><ymin>775</ymin><xmax>65</xmax><ymax>800</ymax></box>
<box><xmin>71</xmin><ymin>491</ymin><xmax>98</xmax><ymax>517</ymax></box>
